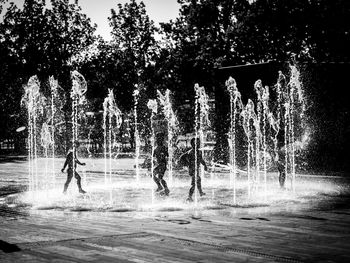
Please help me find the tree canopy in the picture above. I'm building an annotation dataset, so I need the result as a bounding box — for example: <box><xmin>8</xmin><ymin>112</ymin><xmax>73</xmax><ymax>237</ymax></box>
<box><xmin>0</xmin><ymin>0</ymin><xmax>349</xmax><ymax>169</ymax></box>
<box><xmin>0</xmin><ymin>0</ymin><xmax>96</xmax><ymax>139</ymax></box>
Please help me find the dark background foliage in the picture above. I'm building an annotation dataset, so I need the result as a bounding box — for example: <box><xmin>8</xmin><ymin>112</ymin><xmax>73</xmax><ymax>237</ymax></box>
<box><xmin>0</xmin><ymin>0</ymin><xmax>349</xmax><ymax>172</ymax></box>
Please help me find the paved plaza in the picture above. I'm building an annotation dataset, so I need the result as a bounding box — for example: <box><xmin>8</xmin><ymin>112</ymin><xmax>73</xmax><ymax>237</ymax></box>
<box><xmin>1</xmin><ymin>157</ymin><xmax>350</xmax><ymax>262</ymax></box>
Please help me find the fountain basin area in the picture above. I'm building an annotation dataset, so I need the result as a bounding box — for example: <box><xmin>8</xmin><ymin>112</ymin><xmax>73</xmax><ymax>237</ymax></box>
<box><xmin>1</xmin><ymin>157</ymin><xmax>350</xmax><ymax>262</ymax></box>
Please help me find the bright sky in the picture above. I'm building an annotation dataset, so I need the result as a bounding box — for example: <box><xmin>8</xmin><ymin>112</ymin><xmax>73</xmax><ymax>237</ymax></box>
<box><xmin>1</xmin><ymin>0</ymin><xmax>181</xmax><ymax>40</ymax></box>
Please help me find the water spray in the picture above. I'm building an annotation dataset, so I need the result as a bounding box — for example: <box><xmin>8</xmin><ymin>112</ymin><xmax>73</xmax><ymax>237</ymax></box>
<box><xmin>133</xmin><ymin>88</ymin><xmax>141</xmax><ymax>183</ymax></box>
<box><xmin>226</xmin><ymin>77</ymin><xmax>243</xmax><ymax>204</ymax></box>
<box><xmin>147</xmin><ymin>99</ymin><xmax>158</xmax><ymax>203</ymax></box>
<box><xmin>157</xmin><ymin>89</ymin><xmax>178</xmax><ymax>186</ymax></box>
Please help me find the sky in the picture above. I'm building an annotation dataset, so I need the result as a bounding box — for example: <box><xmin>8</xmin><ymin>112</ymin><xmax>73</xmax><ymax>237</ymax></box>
<box><xmin>1</xmin><ymin>0</ymin><xmax>181</xmax><ymax>40</ymax></box>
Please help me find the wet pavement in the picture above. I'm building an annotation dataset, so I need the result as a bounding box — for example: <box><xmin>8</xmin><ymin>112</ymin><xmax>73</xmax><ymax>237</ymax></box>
<box><xmin>1</xmin><ymin>157</ymin><xmax>350</xmax><ymax>262</ymax></box>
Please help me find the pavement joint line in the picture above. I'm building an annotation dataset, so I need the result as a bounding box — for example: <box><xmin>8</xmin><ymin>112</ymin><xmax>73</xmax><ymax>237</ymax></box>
<box><xmin>9</xmin><ymin>230</ymin><xmax>304</xmax><ymax>262</ymax></box>
<box><xmin>219</xmin><ymin>246</ymin><xmax>304</xmax><ymax>263</ymax></box>
<box><xmin>148</xmin><ymin>231</ymin><xmax>304</xmax><ymax>263</ymax></box>
<box><xmin>16</xmin><ymin>232</ymin><xmax>152</xmax><ymax>249</ymax></box>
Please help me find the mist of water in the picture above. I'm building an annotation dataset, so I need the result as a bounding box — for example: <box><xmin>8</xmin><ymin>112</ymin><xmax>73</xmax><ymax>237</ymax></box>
<box><xmin>147</xmin><ymin>99</ymin><xmax>158</xmax><ymax>203</ymax></box>
<box><xmin>157</xmin><ymin>89</ymin><xmax>178</xmax><ymax>186</ymax></box>
<box><xmin>133</xmin><ymin>88</ymin><xmax>141</xmax><ymax>184</ymax></box>
<box><xmin>103</xmin><ymin>89</ymin><xmax>122</xmax><ymax>203</ymax></box>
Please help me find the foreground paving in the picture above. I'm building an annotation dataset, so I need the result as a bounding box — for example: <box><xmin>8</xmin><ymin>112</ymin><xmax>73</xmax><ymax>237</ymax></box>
<box><xmin>1</xmin><ymin>206</ymin><xmax>350</xmax><ymax>262</ymax></box>
<box><xmin>1</xmin><ymin>158</ymin><xmax>350</xmax><ymax>262</ymax></box>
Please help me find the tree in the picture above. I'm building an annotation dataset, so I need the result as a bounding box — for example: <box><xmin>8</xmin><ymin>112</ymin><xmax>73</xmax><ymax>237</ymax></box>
<box><xmin>305</xmin><ymin>0</ymin><xmax>350</xmax><ymax>62</ymax></box>
<box><xmin>45</xmin><ymin>0</ymin><xmax>96</xmax><ymax>82</ymax></box>
<box><xmin>70</xmin><ymin>1</ymin><xmax>158</xmax><ymax>150</ymax></box>
<box><xmin>156</xmin><ymin>0</ymin><xmax>237</xmax><ymax>134</ymax></box>
<box><xmin>0</xmin><ymin>0</ymin><xmax>48</xmax><ymax>141</ymax></box>
<box><xmin>1</xmin><ymin>0</ymin><xmax>96</xmax><ymax>86</ymax></box>
<box><xmin>0</xmin><ymin>0</ymin><xmax>8</xmax><ymax>14</ymax></box>
<box><xmin>109</xmin><ymin>0</ymin><xmax>158</xmax><ymax>107</ymax></box>
<box><xmin>0</xmin><ymin>0</ymin><xmax>96</xmax><ymax>149</ymax></box>
<box><xmin>231</xmin><ymin>0</ymin><xmax>350</xmax><ymax>63</ymax></box>
<box><xmin>160</xmin><ymin>0</ymin><xmax>236</xmax><ymax>88</ymax></box>
<box><xmin>106</xmin><ymin>0</ymin><xmax>159</xmax><ymax>148</ymax></box>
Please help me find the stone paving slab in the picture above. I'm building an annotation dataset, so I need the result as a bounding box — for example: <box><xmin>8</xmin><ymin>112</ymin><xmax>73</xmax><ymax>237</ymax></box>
<box><xmin>1</xmin><ymin>207</ymin><xmax>350</xmax><ymax>262</ymax></box>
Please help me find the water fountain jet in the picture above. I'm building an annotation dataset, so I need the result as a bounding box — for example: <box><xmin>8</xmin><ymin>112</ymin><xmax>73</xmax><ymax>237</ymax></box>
<box><xmin>194</xmin><ymin>84</ymin><xmax>211</xmax><ymax>205</ymax></box>
<box><xmin>225</xmin><ymin>77</ymin><xmax>243</xmax><ymax>204</ymax></box>
<box><xmin>103</xmin><ymin>89</ymin><xmax>123</xmax><ymax>203</ymax></box>
<box><xmin>157</xmin><ymin>89</ymin><xmax>178</xmax><ymax>186</ymax></box>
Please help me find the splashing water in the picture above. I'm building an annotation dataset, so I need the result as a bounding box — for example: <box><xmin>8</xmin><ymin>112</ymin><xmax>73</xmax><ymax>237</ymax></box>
<box><xmin>271</xmin><ymin>66</ymin><xmax>305</xmax><ymax>192</ymax></box>
<box><xmin>241</xmin><ymin>99</ymin><xmax>258</xmax><ymax>197</ymax></box>
<box><xmin>22</xmin><ymin>76</ymin><xmax>45</xmax><ymax>193</ymax></box>
<box><xmin>157</xmin><ymin>89</ymin><xmax>178</xmax><ymax>186</ymax></box>
<box><xmin>40</xmin><ymin>122</ymin><xmax>53</xmax><ymax>191</ymax></box>
<box><xmin>18</xmin><ymin>64</ymin><xmax>309</xmax><ymax>210</ymax></box>
<box><xmin>254</xmin><ymin>80</ymin><xmax>263</xmax><ymax>186</ymax></box>
<box><xmin>194</xmin><ymin>84</ymin><xmax>211</xmax><ymax>205</ymax></box>
<box><xmin>287</xmin><ymin>64</ymin><xmax>305</xmax><ymax>191</ymax></box>
<box><xmin>133</xmin><ymin>88</ymin><xmax>141</xmax><ymax>183</ymax></box>
<box><xmin>103</xmin><ymin>89</ymin><xmax>123</xmax><ymax>203</ymax></box>
<box><xmin>225</xmin><ymin>77</ymin><xmax>243</xmax><ymax>204</ymax></box>
<box><xmin>147</xmin><ymin>99</ymin><xmax>158</xmax><ymax>203</ymax></box>
<box><xmin>70</xmin><ymin>71</ymin><xmax>87</xmax><ymax>191</ymax></box>
<box><xmin>49</xmin><ymin>76</ymin><xmax>58</xmax><ymax>190</ymax></box>
<box><xmin>254</xmin><ymin>79</ymin><xmax>270</xmax><ymax>199</ymax></box>
<box><xmin>262</xmin><ymin>85</ymin><xmax>270</xmax><ymax>198</ymax></box>
<box><xmin>231</xmin><ymin>64</ymin><xmax>307</xmax><ymax>201</ymax></box>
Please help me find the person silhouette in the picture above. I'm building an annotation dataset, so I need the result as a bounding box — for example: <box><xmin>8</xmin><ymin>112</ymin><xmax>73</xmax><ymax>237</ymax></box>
<box><xmin>179</xmin><ymin>138</ymin><xmax>207</xmax><ymax>202</ymax></box>
<box><xmin>61</xmin><ymin>141</ymin><xmax>86</xmax><ymax>194</ymax></box>
<box><xmin>153</xmin><ymin>133</ymin><xmax>170</xmax><ymax>196</ymax></box>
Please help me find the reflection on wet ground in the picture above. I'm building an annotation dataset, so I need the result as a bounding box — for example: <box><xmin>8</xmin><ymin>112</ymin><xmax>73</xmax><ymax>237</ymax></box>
<box><xmin>1</xmin><ymin>158</ymin><xmax>350</xmax><ymax>220</ymax></box>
